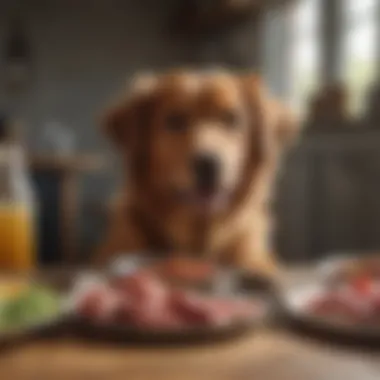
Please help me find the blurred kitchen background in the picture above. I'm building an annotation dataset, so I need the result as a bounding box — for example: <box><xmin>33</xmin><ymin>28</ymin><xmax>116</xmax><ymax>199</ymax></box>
<box><xmin>0</xmin><ymin>0</ymin><xmax>379</xmax><ymax>265</ymax></box>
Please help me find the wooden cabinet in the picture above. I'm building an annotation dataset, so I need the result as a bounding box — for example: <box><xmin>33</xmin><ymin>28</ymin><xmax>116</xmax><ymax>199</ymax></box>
<box><xmin>275</xmin><ymin>132</ymin><xmax>380</xmax><ymax>262</ymax></box>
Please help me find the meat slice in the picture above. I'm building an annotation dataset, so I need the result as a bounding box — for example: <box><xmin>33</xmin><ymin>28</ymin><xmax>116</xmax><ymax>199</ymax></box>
<box><xmin>205</xmin><ymin>298</ymin><xmax>259</xmax><ymax>321</ymax></box>
<box><xmin>368</xmin><ymin>283</ymin><xmax>380</xmax><ymax>315</ymax></box>
<box><xmin>126</xmin><ymin>303</ymin><xmax>184</xmax><ymax>329</ymax></box>
<box><xmin>308</xmin><ymin>291</ymin><xmax>372</xmax><ymax>323</ymax></box>
<box><xmin>170</xmin><ymin>291</ymin><xmax>255</xmax><ymax>327</ymax></box>
<box><xmin>76</xmin><ymin>269</ymin><xmax>260</xmax><ymax>330</ymax></box>
<box><xmin>169</xmin><ymin>291</ymin><xmax>214</xmax><ymax>325</ymax></box>
<box><xmin>77</xmin><ymin>287</ymin><xmax>122</xmax><ymax>322</ymax></box>
<box><xmin>112</xmin><ymin>272</ymin><xmax>168</xmax><ymax>305</ymax></box>
<box><xmin>112</xmin><ymin>272</ymin><xmax>183</xmax><ymax>328</ymax></box>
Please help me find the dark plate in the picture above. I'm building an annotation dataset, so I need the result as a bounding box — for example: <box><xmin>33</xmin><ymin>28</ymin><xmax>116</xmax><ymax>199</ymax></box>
<box><xmin>67</xmin><ymin>255</ymin><xmax>272</xmax><ymax>345</ymax></box>
<box><xmin>0</xmin><ymin>315</ymin><xmax>68</xmax><ymax>350</ymax></box>
<box><xmin>73</xmin><ymin>307</ymin><xmax>266</xmax><ymax>346</ymax></box>
<box><xmin>279</xmin><ymin>282</ymin><xmax>380</xmax><ymax>346</ymax></box>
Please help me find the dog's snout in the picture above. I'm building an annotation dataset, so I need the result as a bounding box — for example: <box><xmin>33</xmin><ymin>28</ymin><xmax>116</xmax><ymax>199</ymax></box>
<box><xmin>193</xmin><ymin>154</ymin><xmax>220</xmax><ymax>191</ymax></box>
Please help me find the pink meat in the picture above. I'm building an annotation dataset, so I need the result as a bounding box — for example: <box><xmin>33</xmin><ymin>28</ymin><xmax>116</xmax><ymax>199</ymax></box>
<box><xmin>112</xmin><ymin>272</ymin><xmax>183</xmax><ymax>328</ymax></box>
<box><xmin>169</xmin><ymin>291</ymin><xmax>254</xmax><ymax>326</ymax></box>
<box><xmin>77</xmin><ymin>270</ymin><xmax>259</xmax><ymax>330</ymax></box>
<box><xmin>309</xmin><ymin>291</ymin><xmax>371</xmax><ymax>322</ymax></box>
<box><xmin>112</xmin><ymin>272</ymin><xmax>168</xmax><ymax>305</ymax></box>
<box><xmin>169</xmin><ymin>292</ymin><xmax>209</xmax><ymax>325</ymax></box>
<box><xmin>370</xmin><ymin>290</ymin><xmax>380</xmax><ymax>314</ymax></box>
<box><xmin>204</xmin><ymin>298</ymin><xmax>258</xmax><ymax>321</ymax></box>
<box><xmin>126</xmin><ymin>302</ymin><xmax>184</xmax><ymax>329</ymax></box>
<box><xmin>77</xmin><ymin>287</ymin><xmax>122</xmax><ymax>322</ymax></box>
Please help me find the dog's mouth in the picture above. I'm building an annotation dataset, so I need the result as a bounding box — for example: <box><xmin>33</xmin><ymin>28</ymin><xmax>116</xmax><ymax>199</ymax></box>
<box><xmin>193</xmin><ymin>191</ymin><xmax>230</xmax><ymax>214</ymax></box>
<box><xmin>173</xmin><ymin>186</ymin><xmax>231</xmax><ymax>214</ymax></box>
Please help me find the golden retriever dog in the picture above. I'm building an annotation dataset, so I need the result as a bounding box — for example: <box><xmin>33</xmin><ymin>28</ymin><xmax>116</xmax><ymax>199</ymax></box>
<box><xmin>96</xmin><ymin>70</ymin><xmax>297</xmax><ymax>277</ymax></box>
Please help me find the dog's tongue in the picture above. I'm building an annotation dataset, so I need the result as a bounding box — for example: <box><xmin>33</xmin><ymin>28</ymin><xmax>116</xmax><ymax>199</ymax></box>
<box><xmin>195</xmin><ymin>189</ymin><xmax>227</xmax><ymax>212</ymax></box>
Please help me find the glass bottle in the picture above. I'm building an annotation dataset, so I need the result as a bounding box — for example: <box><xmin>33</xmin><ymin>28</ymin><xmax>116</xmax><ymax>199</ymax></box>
<box><xmin>0</xmin><ymin>117</ymin><xmax>37</xmax><ymax>272</ymax></box>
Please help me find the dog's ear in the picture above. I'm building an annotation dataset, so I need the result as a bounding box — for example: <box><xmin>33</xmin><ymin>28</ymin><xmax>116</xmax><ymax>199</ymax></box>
<box><xmin>103</xmin><ymin>73</ymin><xmax>157</xmax><ymax>150</ymax></box>
<box><xmin>240</xmin><ymin>74</ymin><xmax>298</xmax><ymax>155</ymax></box>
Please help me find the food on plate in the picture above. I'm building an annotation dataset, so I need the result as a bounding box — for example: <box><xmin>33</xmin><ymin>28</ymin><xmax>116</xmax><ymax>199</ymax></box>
<box><xmin>74</xmin><ymin>271</ymin><xmax>260</xmax><ymax>330</ymax></box>
<box><xmin>307</xmin><ymin>272</ymin><xmax>380</xmax><ymax>325</ymax></box>
<box><xmin>170</xmin><ymin>291</ymin><xmax>256</xmax><ymax>326</ymax></box>
<box><xmin>0</xmin><ymin>284</ymin><xmax>61</xmax><ymax>332</ymax></box>
<box><xmin>77</xmin><ymin>285</ymin><xmax>122</xmax><ymax>322</ymax></box>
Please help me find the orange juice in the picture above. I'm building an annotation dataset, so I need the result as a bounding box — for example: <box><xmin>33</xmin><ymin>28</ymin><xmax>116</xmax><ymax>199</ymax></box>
<box><xmin>0</xmin><ymin>202</ymin><xmax>36</xmax><ymax>272</ymax></box>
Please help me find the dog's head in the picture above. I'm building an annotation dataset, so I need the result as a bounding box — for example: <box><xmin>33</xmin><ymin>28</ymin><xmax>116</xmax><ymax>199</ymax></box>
<box><xmin>104</xmin><ymin>70</ymin><xmax>297</xmax><ymax>214</ymax></box>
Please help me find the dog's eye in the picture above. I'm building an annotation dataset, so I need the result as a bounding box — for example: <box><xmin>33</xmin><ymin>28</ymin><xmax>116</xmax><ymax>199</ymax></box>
<box><xmin>220</xmin><ymin>110</ymin><xmax>240</xmax><ymax>128</ymax></box>
<box><xmin>165</xmin><ymin>112</ymin><xmax>188</xmax><ymax>132</ymax></box>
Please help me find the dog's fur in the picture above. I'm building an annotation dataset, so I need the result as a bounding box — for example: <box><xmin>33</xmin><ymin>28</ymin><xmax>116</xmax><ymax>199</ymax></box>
<box><xmin>96</xmin><ymin>70</ymin><xmax>297</xmax><ymax>276</ymax></box>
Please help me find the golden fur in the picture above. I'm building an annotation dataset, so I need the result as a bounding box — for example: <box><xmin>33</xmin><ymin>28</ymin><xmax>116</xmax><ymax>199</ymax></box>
<box><xmin>96</xmin><ymin>70</ymin><xmax>298</xmax><ymax>276</ymax></box>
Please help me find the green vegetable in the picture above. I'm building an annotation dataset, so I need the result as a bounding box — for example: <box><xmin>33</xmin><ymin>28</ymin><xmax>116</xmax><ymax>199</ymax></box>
<box><xmin>0</xmin><ymin>285</ymin><xmax>61</xmax><ymax>332</ymax></box>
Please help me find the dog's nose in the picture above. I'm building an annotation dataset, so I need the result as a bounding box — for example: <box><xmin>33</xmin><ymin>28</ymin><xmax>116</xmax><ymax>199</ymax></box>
<box><xmin>192</xmin><ymin>154</ymin><xmax>220</xmax><ymax>192</ymax></box>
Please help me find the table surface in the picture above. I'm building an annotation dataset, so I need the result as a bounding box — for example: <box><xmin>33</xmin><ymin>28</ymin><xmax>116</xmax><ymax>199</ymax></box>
<box><xmin>1</xmin><ymin>269</ymin><xmax>380</xmax><ymax>380</ymax></box>
<box><xmin>1</xmin><ymin>329</ymin><xmax>380</xmax><ymax>380</ymax></box>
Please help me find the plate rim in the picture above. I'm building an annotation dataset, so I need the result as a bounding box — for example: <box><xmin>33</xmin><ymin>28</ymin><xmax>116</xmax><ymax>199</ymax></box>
<box><xmin>279</xmin><ymin>281</ymin><xmax>380</xmax><ymax>341</ymax></box>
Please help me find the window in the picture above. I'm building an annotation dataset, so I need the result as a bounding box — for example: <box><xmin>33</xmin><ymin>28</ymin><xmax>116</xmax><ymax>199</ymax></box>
<box><xmin>343</xmin><ymin>0</ymin><xmax>377</xmax><ymax>115</ymax></box>
<box><xmin>290</xmin><ymin>0</ymin><xmax>321</xmax><ymax>117</ymax></box>
<box><xmin>266</xmin><ymin>0</ymin><xmax>378</xmax><ymax>119</ymax></box>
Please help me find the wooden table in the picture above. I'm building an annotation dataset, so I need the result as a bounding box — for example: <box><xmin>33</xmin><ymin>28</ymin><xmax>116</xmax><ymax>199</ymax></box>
<box><xmin>1</xmin><ymin>268</ymin><xmax>380</xmax><ymax>380</ymax></box>
<box><xmin>1</xmin><ymin>328</ymin><xmax>380</xmax><ymax>380</ymax></box>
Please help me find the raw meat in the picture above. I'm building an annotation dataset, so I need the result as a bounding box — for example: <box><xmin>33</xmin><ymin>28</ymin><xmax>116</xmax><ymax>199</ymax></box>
<box><xmin>77</xmin><ymin>287</ymin><xmax>122</xmax><ymax>322</ymax></box>
<box><xmin>76</xmin><ymin>270</ymin><xmax>257</xmax><ymax>330</ymax></box>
